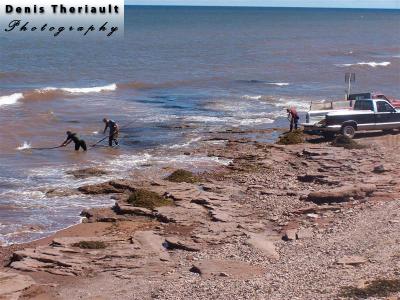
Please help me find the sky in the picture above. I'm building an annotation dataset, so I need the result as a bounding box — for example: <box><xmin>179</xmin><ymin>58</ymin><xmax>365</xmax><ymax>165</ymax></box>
<box><xmin>126</xmin><ymin>0</ymin><xmax>400</xmax><ymax>9</ymax></box>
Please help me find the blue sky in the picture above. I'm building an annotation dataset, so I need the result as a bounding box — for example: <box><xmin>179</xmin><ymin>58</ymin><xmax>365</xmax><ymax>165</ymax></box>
<box><xmin>126</xmin><ymin>0</ymin><xmax>400</xmax><ymax>9</ymax></box>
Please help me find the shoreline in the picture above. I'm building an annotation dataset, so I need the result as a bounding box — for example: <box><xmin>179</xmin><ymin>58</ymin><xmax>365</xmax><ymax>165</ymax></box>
<box><xmin>1</xmin><ymin>128</ymin><xmax>400</xmax><ymax>299</ymax></box>
<box><xmin>1</xmin><ymin>127</ymin><xmax>283</xmax><ymax>247</ymax></box>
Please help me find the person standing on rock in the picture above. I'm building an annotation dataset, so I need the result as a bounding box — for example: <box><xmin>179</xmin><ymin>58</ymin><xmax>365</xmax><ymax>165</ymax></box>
<box><xmin>61</xmin><ymin>131</ymin><xmax>87</xmax><ymax>151</ymax></box>
<box><xmin>103</xmin><ymin>118</ymin><xmax>119</xmax><ymax>147</ymax></box>
<box><xmin>287</xmin><ymin>107</ymin><xmax>300</xmax><ymax>132</ymax></box>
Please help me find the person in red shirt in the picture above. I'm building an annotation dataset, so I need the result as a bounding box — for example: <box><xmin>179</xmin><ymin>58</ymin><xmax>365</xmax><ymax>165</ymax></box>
<box><xmin>287</xmin><ymin>107</ymin><xmax>300</xmax><ymax>132</ymax></box>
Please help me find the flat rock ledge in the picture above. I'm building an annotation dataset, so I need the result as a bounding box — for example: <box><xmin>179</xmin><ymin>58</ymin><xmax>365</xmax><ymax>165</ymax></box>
<box><xmin>189</xmin><ymin>259</ymin><xmax>264</xmax><ymax>279</ymax></box>
<box><xmin>306</xmin><ymin>184</ymin><xmax>376</xmax><ymax>204</ymax></box>
<box><xmin>0</xmin><ymin>271</ymin><xmax>36</xmax><ymax>299</ymax></box>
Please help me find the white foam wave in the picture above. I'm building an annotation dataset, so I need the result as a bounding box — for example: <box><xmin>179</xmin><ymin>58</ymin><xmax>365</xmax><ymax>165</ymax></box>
<box><xmin>0</xmin><ymin>93</ymin><xmax>24</xmax><ymax>107</ymax></box>
<box><xmin>242</xmin><ymin>95</ymin><xmax>263</xmax><ymax>100</ymax></box>
<box><xmin>107</xmin><ymin>152</ymin><xmax>232</xmax><ymax>172</ymax></box>
<box><xmin>168</xmin><ymin>137</ymin><xmax>202</xmax><ymax>149</ymax></box>
<box><xmin>336</xmin><ymin>61</ymin><xmax>391</xmax><ymax>68</ymax></box>
<box><xmin>242</xmin><ymin>95</ymin><xmax>310</xmax><ymax>112</ymax></box>
<box><xmin>17</xmin><ymin>141</ymin><xmax>32</xmax><ymax>150</ymax></box>
<box><xmin>266</xmin><ymin>82</ymin><xmax>290</xmax><ymax>86</ymax></box>
<box><xmin>184</xmin><ymin>116</ymin><xmax>227</xmax><ymax>123</ymax></box>
<box><xmin>43</xmin><ymin>83</ymin><xmax>117</xmax><ymax>94</ymax></box>
<box><xmin>239</xmin><ymin>118</ymin><xmax>274</xmax><ymax>125</ymax></box>
<box><xmin>274</xmin><ymin>100</ymin><xmax>310</xmax><ymax>111</ymax></box>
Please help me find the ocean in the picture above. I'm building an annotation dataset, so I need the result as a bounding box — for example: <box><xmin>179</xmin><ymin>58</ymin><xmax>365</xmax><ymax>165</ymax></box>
<box><xmin>0</xmin><ymin>6</ymin><xmax>399</xmax><ymax>245</ymax></box>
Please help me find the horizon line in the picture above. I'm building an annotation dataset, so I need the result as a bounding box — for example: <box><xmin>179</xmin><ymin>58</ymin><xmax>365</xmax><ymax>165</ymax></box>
<box><xmin>125</xmin><ymin>4</ymin><xmax>400</xmax><ymax>10</ymax></box>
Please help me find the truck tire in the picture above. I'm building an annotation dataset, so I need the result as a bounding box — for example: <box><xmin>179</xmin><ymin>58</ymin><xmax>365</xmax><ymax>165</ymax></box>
<box><xmin>341</xmin><ymin>125</ymin><xmax>356</xmax><ymax>139</ymax></box>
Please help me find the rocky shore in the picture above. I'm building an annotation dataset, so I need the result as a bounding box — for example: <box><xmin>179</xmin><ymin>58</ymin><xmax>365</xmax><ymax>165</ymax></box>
<box><xmin>1</xmin><ymin>129</ymin><xmax>400</xmax><ymax>299</ymax></box>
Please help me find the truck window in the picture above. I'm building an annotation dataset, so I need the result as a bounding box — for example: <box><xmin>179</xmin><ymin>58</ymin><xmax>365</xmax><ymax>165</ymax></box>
<box><xmin>354</xmin><ymin>100</ymin><xmax>374</xmax><ymax>111</ymax></box>
<box><xmin>375</xmin><ymin>95</ymin><xmax>389</xmax><ymax>101</ymax></box>
<box><xmin>377</xmin><ymin>101</ymin><xmax>395</xmax><ymax>113</ymax></box>
<box><xmin>348</xmin><ymin>93</ymin><xmax>371</xmax><ymax>100</ymax></box>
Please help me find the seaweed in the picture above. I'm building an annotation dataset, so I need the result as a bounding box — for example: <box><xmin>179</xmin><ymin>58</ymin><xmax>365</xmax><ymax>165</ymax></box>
<box><xmin>331</xmin><ymin>135</ymin><xmax>365</xmax><ymax>150</ymax></box>
<box><xmin>128</xmin><ymin>189</ymin><xmax>174</xmax><ymax>210</ymax></box>
<box><xmin>72</xmin><ymin>241</ymin><xmax>107</xmax><ymax>249</ymax></box>
<box><xmin>165</xmin><ymin>169</ymin><xmax>199</xmax><ymax>183</ymax></box>
<box><xmin>277</xmin><ymin>130</ymin><xmax>304</xmax><ymax>145</ymax></box>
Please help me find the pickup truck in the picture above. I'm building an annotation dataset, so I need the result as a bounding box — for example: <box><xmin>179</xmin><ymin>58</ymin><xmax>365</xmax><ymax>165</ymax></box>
<box><xmin>304</xmin><ymin>99</ymin><xmax>400</xmax><ymax>138</ymax></box>
<box><xmin>305</xmin><ymin>92</ymin><xmax>400</xmax><ymax>126</ymax></box>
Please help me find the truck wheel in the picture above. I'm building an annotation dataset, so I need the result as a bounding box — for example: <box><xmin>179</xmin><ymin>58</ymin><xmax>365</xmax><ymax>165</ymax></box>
<box><xmin>341</xmin><ymin>125</ymin><xmax>356</xmax><ymax>139</ymax></box>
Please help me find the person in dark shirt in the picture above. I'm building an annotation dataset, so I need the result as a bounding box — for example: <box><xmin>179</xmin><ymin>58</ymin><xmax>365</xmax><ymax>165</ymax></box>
<box><xmin>287</xmin><ymin>107</ymin><xmax>300</xmax><ymax>132</ymax></box>
<box><xmin>61</xmin><ymin>131</ymin><xmax>87</xmax><ymax>151</ymax></box>
<box><xmin>103</xmin><ymin>118</ymin><xmax>119</xmax><ymax>147</ymax></box>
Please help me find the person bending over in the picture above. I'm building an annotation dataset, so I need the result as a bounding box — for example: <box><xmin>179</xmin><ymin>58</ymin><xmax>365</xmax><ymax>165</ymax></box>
<box><xmin>103</xmin><ymin>118</ymin><xmax>119</xmax><ymax>147</ymax></box>
<box><xmin>61</xmin><ymin>131</ymin><xmax>87</xmax><ymax>151</ymax></box>
<box><xmin>287</xmin><ymin>107</ymin><xmax>300</xmax><ymax>132</ymax></box>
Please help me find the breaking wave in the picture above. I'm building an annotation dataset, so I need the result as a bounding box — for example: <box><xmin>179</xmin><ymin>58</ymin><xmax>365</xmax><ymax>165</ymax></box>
<box><xmin>242</xmin><ymin>95</ymin><xmax>264</xmax><ymax>100</ymax></box>
<box><xmin>0</xmin><ymin>93</ymin><xmax>24</xmax><ymax>107</ymax></box>
<box><xmin>336</xmin><ymin>61</ymin><xmax>391</xmax><ymax>68</ymax></box>
<box><xmin>17</xmin><ymin>142</ymin><xmax>32</xmax><ymax>150</ymax></box>
<box><xmin>266</xmin><ymin>82</ymin><xmax>290</xmax><ymax>86</ymax></box>
<box><xmin>20</xmin><ymin>84</ymin><xmax>117</xmax><ymax>102</ymax></box>
<box><xmin>46</xmin><ymin>84</ymin><xmax>117</xmax><ymax>94</ymax></box>
<box><xmin>239</xmin><ymin>117</ymin><xmax>274</xmax><ymax>125</ymax></box>
<box><xmin>242</xmin><ymin>95</ymin><xmax>310</xmax><ymax>111</ymax></box>
<box><xmin>3</xmin><ymin>77</ymin><xmax>223</xmax><ymax>104</ymax></box>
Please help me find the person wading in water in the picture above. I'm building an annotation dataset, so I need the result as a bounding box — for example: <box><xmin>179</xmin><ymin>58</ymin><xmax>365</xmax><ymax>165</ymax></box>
<box><xmin>287</xmin><ymin>107</ymin><xmax>300</xmax><ymax>132</ymax></box>
<box><xmin>103</xmin><ymin>118</ymin><xmax>119</xmax><ymax>147</ymax></box>
<box><xmin>61</xmin><ymin>131</ymin><xmax>87</xmax><ymax>151</ymax></box>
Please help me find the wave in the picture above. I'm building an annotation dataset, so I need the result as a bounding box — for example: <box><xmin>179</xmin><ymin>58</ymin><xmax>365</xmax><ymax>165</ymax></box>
<box><xmin>336</xmin><ymin>61</ymin><xmax>391</xmax><ymax>68</ymax></box>
<box><xmin>22</xmin><ymin>84</ymin><xmax>117</xmax><ymax>101</ymax></box>
<box><xmin>4</xmin><ymin>77</ymin><xmax>219</xmax><ymax>104</ymax></box>
<box><xmin>242</xmin><ymin>95</ymin><xmax>263</xmax><ymax>100</ymax></box>
<box><xmin>239</xmin><ymin>117</ymin><xmax>274</xmax><ymax>125</ymax></box>
<box><xmin>168</xmin><ymin>137</ymin><xmax>202</xmax><ymax>149</ymax></box>
<box><xmin>242</xmin><ymin>95</ymin><xmax>310</xmax><ymax>111</ymax></box>
<box><xmin>274</xmin><ymin>100</ymin><xmax>310</xmax><ymax>111</ymax></box>
<box><xmin>0</xmin><ymin>93</ymin><xmax>24</xmax><ymax>107</ymax></box>
<box><xmin>266</xmin><ymin>82</ymin><xmax>290</xmax><ymax>86</ymax></box>
<box><xmin>46</xmin><ymin>83</ymin><xmax>117</xmax><ymax>94</ymax></box>
<box><xmin>17</xmin><ymin>141</ymin><xmax>32</xmax><ymax>150</ymax></box>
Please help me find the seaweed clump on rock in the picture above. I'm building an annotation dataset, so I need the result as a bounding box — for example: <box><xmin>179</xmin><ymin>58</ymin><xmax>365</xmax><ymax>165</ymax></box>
<box><xmin>165</xmin><ymin>169</ymin><xmax>199</xmax><ymax>183</ymax></box>
<box><xmin>277</xmin><ymin>130</ymin><xmax>304</xmax><ymax>145</ymax></box>
<box><xmin>128</xmin><ymin>189</ymin><xmax>174</xmax><ymax>210</ymax></box>
<box><xmin>66</xmin><ymin>167</ymin><xmax>109</xmax><ymax>179</ymax></box>
<box><xmin>331</xmin><ymin>135</ymin><xmax>365</xmax><ymax>150</ymax></box>
<box><xmin>72</xmin><ymin>241</ymin><xmax>107</xmax><ymax>249</ymax></box>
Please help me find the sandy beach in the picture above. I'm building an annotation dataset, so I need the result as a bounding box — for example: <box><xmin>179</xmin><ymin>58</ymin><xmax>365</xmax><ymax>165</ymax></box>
<box><xmin>1</xmin><ymin>128</ymin><xmax>400</xmax><ymax>299</ymax></box>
